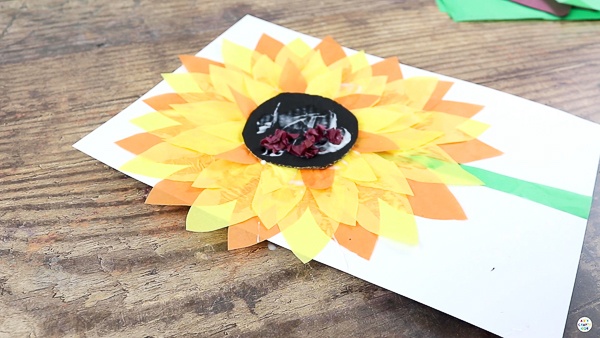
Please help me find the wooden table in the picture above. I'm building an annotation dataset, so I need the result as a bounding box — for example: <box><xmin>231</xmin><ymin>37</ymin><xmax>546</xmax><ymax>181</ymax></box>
<box><xmin>2</xmin><ymin>1</ymin><xmax>600</xmax><ymax>337</ymax></box>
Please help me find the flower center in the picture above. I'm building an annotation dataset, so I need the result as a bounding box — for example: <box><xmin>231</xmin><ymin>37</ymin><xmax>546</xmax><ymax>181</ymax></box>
<box><xmin>242</xmin><ymin>93</ymin><xmax>358</xmax><ymax>169</ymax></box>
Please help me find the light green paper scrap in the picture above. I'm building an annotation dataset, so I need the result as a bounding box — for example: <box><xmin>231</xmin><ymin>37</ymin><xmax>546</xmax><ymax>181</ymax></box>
<box><xmin>557</xmin><ymin>0</ymin><xmax>600</xmax><ymax>11</ymax></box>
<box><xmin>461</xmin><ymin>165</ymin><xmax>593</xmax><ymax>219</ymax></box>
<box><xmin>408</xmin><ymin>155</ymin><xmax>483</xmax><ymax>185</ymax></box>
<box><xmin>436</xmin><ymin>0</ymin><xmax>600</xmax><ymax>21</ymax></box>
<box><xmin>437</xmin><ymin>0</ymin><xmax>449</xmax><ymax>13</ymax></box>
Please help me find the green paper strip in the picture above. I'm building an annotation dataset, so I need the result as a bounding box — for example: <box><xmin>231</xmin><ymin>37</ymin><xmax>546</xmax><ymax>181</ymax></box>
<box><xmin>557</xmin><ymin>0</ymin><xmax>600</xmax><ymax>11</ymax></box>
<box><xmin>461</xmin><ymin>165</ymin><xmax>593</xmax><ymax>219</ymax></box>
<box><xmin>409</xmin><ymin>155</ymin><xmax>483</xmax><ymax>186</ymax></box>
<box><xmin>436</xmin><ymin>0</ymin><xmax>600</xmax><ymax>21</ymax></box>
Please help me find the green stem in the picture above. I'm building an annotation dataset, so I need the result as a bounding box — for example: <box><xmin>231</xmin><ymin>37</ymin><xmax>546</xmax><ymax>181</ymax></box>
<box><xmin>460</xmin><ymin>165</ymin><xmax>593</xmax><ymax>219</ymax></box>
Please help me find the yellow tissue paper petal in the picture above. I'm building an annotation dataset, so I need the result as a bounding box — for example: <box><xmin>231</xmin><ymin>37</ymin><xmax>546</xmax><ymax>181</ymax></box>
<box><xmin>185</xmin><ymin>73</ymin><xmax>214</xmax><ymax>93</ymax></box>
<box><xmin>193</xmin><ymin>160</ymin><xmax>261</xmax><ymax>188</ymax></box>
<box><xmin>222</xmin><ymin>40</ymin><xmax>254</xmax><ymax>74</ymax></box>
<box><xmin>137</xmin><ymin>142</ymin><xmax>199</xmax><ymax>164</ymax></box>
<box><xmin>338</xmin><ymin>152</ymin><xmax>378</xmax><ymax>182</ymax></box>
<box><xmin>186</xmin><ymin>200</ymin><xmax>237</xmax><ymax>232</ymax></box>
<box><xmin>345</xmin><ymin>65</ymin><xmax>372</xmax><ymax>87</ymax></box>
<box><xmin>401</xmin><ymin>76</ymin><xmax>439</xmax><ymax>109</ymax></box>
<box><xmin>358</xmin><ymin>153</ymin><xmax>413</xmax><ymax>195</ymax></box>
<box><xmin>401</xmin><ymin>167</ymin><xmax>444</xmax><ymax>183</ymax></box>
<box><xmin>311</xmin><ymin>177</ymin><xmax>358</xmax><ymax>225</ymax></box>
<box><xmin>305</xmin><ymin>68</ymin><xmax>342</xmax><ymax>99</ymax></box>
<box><xmin>356</xmin><ymin>186</ymin><xmax>385</xmax><ymax>235</ymax></box>
<box><xmin>253</xmin><ymin>185</ymin><xmax>306</xmax><ymax>229</ymax></box>
<box><xmin>252</xmin><ymin>55</ymin><xmax>282</xmax><ymax>88</ymax></box>
<box><xmin>458</xmin><ymin>119</ymin><xmax>489</xmax><ymax>139</ymax></box>
<box><xmin>385</xmin><ymin>129</ymin><xmax>443</xmax><ymax>151</ymax></box>
<box><xmin>336</xmin><ymin>59</ymin><xmax>372</xmax><ymax>97</ymax></box>
<box><xmin>170</xmin><ymin>101</ymin><xmax>244</xmax><ymax>125</ymax></box>
<box><xmin>378</xmin><ymin>199</ymin><xmax>418</xmax><ymax>244</ymax></box>
<box><xmin>192</xmin><ymin>177</ymin><xmax>259</xmax><ymax>225</ymax></box>
<box><xmin>193</xmin><ymin>188</ymin><xmax>220</xmax><ymax>206</ymax></box>
<box><xmin>162</xmin><ymin>73</ymin><xmax>205</xmax><ymax>93</ymax></box>
<box><xmin>131</xmin><ymin>112</ymin><xmax>181</xmax><ymax>132</ymax></box>
<box><xmin>244</xmin><ymin>77</ymin><xmax>279</xmax><ymax>106</ymax></box>
<box><xmin>253</xmin><ymin>168</ymin><xmax>305</xmax><ymax>229</ymax></box>
<box><xmin>166</xmin><ymin>165</ymin><xmax>207</xmax><ymax>183</ymax></box>
<box><xmin>356</xmin><ymin>185</ymin><xmax>414</xmax><ymax>236</ymax></box>
<box><xmin>312</xmin><ymin>206</ymin><xmax>339</xmax><ymax>238</ymax></box>
<box><xmin>362</xmin><ymin>76</ymin><xmax>388</xmax><ymax>96</ymax></box>
<box><xmin>420</xmin><ymin>144</ymin><xmax>457</xmax><ymax>163</ymax></box>
<box><xmin>275</xmin><ymin>40</ymin><xmax>308</xmax><ymax>69</ymax></box>
<box><xmin>229</xmin><ymin>180</ymin><xmax>260</xmax><ymax>224</ymax></box>
<box><xmin>280</xmin><ymin>191</ymin><xmax>339</xmax><ymax>237</ymax></box>
<box><xmin>352</xmin><ymin>105</ymin><xmax>419</xmax><ymax>134</ymax></box>
<box><xmin>328</xmin><ymin>57</ymin><xmax>351</xmax><ymax>79</ymax></box>
<box><xmin>120</xmin><ymin>156</ymin><xmax>189</xmax><ymax>179</ymax></box>
<box><xmin>200</xmin><ymin>121</ymin><xmax>244</xmax><ymax>144</ymax></box>
<box><xmin>301</xmin><ymin>51</ymin><xmax>329</xmax><ymax>83</ymax></box>
<box><xmin>348</xmin><ymin>51</ymin><xmax>370</xmax><ymax>74</ymax></box>
<box><xmin>357</xmin><ymin>206</ymin><xmax>380</xmax><ymax>235</ymax></box>
<box><xmin>389</xmin><ymin>156</ymin><xmax>444</xmax><ymax>184</ymax></box>
<box><xmin>257</xmin><ymin>164</ymin><xmax>298</xmax><ymax>194</ymax></box>
<box><xmin>286</xmin><ymin>38</ymin><xmax>313</xmax><ymax>59</ymax></box>
<box><xmin>377</xmin><ymin>106</ymin><xmax>423</xmax><ymax>133</ymax></box>
<box><xmin>379</xmin><ymin>189</ymin><xmax>413</xmax><ymax>214</ymax></box>
<box><xmin>209</xmin><ymin>65</ymin><xmax>246</xmax><ymax>102</ymax></box>
<box><xmin>166</xmin><ymin>127</ymin><xmax>241</xmax><ymax>155</ymax></box>
<box><xmin>280</xmin><ymin>208</ymin><xmax>332</xmax><ymax>263</ymax></box>
<box><xmin>418</xmin><ymin>111</ymin><xmax>483</xmax><ymax>144</ymax></box>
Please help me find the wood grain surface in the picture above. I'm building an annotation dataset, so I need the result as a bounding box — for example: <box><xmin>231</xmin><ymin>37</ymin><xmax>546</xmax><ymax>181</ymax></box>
<box><xmin>2</xmin><ymin>1</ymin><xmax>600</xmax><ymax>337</ymax></box>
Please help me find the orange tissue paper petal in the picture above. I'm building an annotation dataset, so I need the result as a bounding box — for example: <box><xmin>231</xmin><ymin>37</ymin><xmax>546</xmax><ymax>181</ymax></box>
<box><xmin>335</xmin><ymin>94</ymin><xmax>380</xmax><ymax>110</ymax></box>
<box><xmin>314</xmin><ymin>36</ymin><xmax>346</xmax><ymax>66</ymax></box>
<box><xmin>371</xmin><ymin>57</ymin><xmax>403</xmax><ymax>83</ymax></box>
<box><xmin>423</xmin><ymin>81</ymin><xmax>453</xmax><ymax>110</ymax></box>
<box><xmin>335</xmin><ymin>223</ymin><xmax>378</xmax><ymax>260</ymax></box>
<box><xmin>214</xmin><ymin>145</ymin><xmax>259</xmax><ymax>164</ymax></box>
<box><xmin>229</xmin><ymin>86</ymin><xmax>257</xmax><ymax>118</ymax></box>
<box><xmin>116</xmin><ymin>133</ymin><xmax>163</xmax><ymax>155</ymax></box>
<box><xmin>279</xmin><ymin>61</ymin><xmax>307</xmax><ymax>93</ymax></box>
<box><xmin>439</xmin><ymin>139</ymin><xmax>503</xmax><ymax>164</ymax></box>
<box><xmin>255</xmin><ymin>34</ymin><xmax>285</xmax><ymax>61</ymax></box>
<box><xmin>353</xmin><ymin>131</ymin><xmax>399</xmax><ymax>153</ymax></box>
<box><xmin>406</xmin><ymin>180</ymin><xmax>466</xmax><ymax>220</ymax></box>
<box><xmin>301</xmin><ymin>168</ymin><xmax>335</xmax><ymax>189</ymax></box>
<box><xmin>227</xmin><ymin>217</ymin><xmax>281</xmax><ymax>250</ymax></box>
<box><xmin>143</xmin><ymin>93</ymin><xmax>188</xmax><ymax>111</ymax></box>
<box><xmin>146</xmin><ymin>179</ymin><xmax>204</xmax><ymax>206</ymax></box>
<box><xmin>431</xmin><ymin>100</ymin><xmax>483</xmax><ymax>118</ymax></box>
<box><xmin>179</xmin><ymin>55</ymin><xmax>224</xmax><ymax>74</ymax></box>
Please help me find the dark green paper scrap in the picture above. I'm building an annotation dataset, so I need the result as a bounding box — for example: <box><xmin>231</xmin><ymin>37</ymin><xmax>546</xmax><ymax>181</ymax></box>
<box><xmin>461</xmin><ymin>165</ymin><xmax>593</xmax><ymax>219</ymax></box>
<box><xmin>436</xmin><ymin>0</ymin><xmax>600</xmax><ymax>21</ymax></box>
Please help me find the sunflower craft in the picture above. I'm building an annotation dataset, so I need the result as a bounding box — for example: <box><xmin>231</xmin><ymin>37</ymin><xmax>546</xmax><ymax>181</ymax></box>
<box><xmin>115</xmin><ymin>34</ymin><xmax>506</xmax><ymax>262</ymax></box>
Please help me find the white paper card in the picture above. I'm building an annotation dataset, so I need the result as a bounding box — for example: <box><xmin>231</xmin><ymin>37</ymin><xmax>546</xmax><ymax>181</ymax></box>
<box><xmin>74</xmin><ymin>15</ymin><xmax>600</xmax><ymax>338</ymax></box>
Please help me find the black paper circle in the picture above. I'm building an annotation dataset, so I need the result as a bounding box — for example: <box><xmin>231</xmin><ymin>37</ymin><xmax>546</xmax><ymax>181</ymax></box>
<box><xmin>242</xmin><ymin>93</ymin><xmax>358</xmax><ymax>169</ymax></box>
